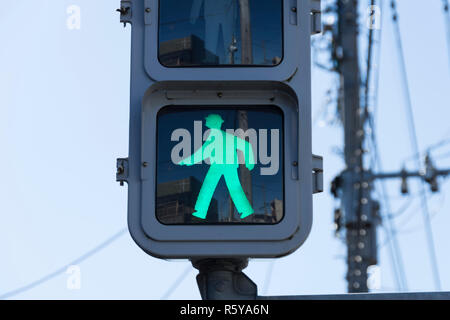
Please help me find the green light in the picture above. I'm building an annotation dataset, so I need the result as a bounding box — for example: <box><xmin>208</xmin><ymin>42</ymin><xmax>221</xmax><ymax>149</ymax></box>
<box><xmin>177</xmin><ymin>114</ymin><xmax>255</xmax><ymax>220</ymax></box>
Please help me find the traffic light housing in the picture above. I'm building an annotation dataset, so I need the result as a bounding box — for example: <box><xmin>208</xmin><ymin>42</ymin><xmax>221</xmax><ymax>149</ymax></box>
<box><xmin>117</xmin><ymin>0</ymin><xmax>322</xmax><ymax>259</ymax></box>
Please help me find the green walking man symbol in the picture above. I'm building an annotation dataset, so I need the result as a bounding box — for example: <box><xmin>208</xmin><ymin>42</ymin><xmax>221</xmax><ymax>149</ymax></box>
<box><xmin>177</xmin><ymin>114</ymin><xmax>255</xmax><ymax>220</ymax></box>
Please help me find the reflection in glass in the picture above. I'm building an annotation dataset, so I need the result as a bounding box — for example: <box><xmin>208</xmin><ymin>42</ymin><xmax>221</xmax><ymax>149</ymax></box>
<box><xmin>156</xmin><ymin>106</ymin><xmax>284</xmax><ymax>224</ymax></box>
<box><xmin>158</xmin><ymin>0</ymin><xmax>283</xmax><ymax>66</ymax></box>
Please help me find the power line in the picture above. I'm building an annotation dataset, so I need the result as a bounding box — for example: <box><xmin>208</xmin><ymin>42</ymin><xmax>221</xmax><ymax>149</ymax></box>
<box><xmin>403</xmin><ymin>133</ymin><xmax>450</xmax><ymax>164</ymax></box>
<box><xmin>380</xmin><ymin>182</ymin><xmax>447</xmax><ymax>239</ymax></box>
<box><xmin>385</xmin><ymin>197</ymin><xmax>415</xmax><ymax>220</ymax></box>
<box><xmin>397</xmin><ymin>192</ymin><xmax>447</xmax><ymax>234</ymax></box>
<box><xmin>363</xmin><ymin>0</ymin><xmax>407</xmax><ymax>291</ymax></box>
<box><xmin>368</xmin><ymin>119</ymin><xmax>408</xmax><ymax>291</ymax></box>
<box><xmin>363</xmin><ymin>0</ymin><xmax>376</xmax><ymax>118</ymax></box>
<box><xmin>433</xmin><ymin>150</ymin><xmax>450</xmax><ymax>160</ymax></box>
<box><xmin>328</xmin><ymin>0</ymin><xmax>406</xmax><ymax>293</ymax></box>
<box><xmin>0</xmin><ymin>228</ymin><xmax>127</xmax><ymax>300</ymax></box>
<box><xmin>366</xmin><ymin>64</ymin><xmax>408</xmax><ymax>291</ymax></box>
<box><xmin>390</xmin><ymin>0</ymin><xmax>441</xmax><ymax>291</ymax></box>
<box><xmin>378</xmin><ymin>182</ymin><xmax>447</xmax><ymax>246</ymax></box>
<box><xmin>263</xmin><ymin>260</ymin><xmax>276</xmax><ymax>295</ymax></box>
<box><xmin>160</xmin><ymin>265</ymin><xmax>193</xmax><ymax>300</ymax></box>
<box><xmin>443</xmin><ymin>0</ymin><xmax>450</xmax><ymax>74</ymax></box>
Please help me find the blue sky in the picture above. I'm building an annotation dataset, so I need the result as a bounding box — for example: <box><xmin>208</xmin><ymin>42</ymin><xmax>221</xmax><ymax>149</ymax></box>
<box><xmin>1</xmin><ymin>0</ymin><xmax>450</xmax><ymax>299</ymax></box>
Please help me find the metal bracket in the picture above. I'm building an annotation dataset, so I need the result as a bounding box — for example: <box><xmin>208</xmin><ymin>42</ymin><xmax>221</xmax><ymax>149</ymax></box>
<box><xmin>310</xmin><ymin>0</ymin><xmax>322</xmax><ymax>35</ymax></box>
<box><xmin>192</xmin><ymin>259</ymin><xmax>257</xmax><ymax>300</ymax></box>
<box><xmin>117</xmin><ymin>0</ymin><xmax>132</xmax><ymax>27</ymax></box>
<box><xmin>424</xmin><ymin>155</ymin><xmax>439</xmax><ymax>192</ymax></box>
<box><xmin>116</xmin><ymin>158</ymin><xmax>129</xmax><ymax>186</ymax></box>
<box><xmin>312</xmin><ymin>154</ymin><xmax>324</xmax><ymax>194</ymax></box>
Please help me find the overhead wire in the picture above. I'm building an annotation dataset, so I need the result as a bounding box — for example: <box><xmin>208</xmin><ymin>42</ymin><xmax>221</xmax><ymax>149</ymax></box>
<box><xmin>432</xmin><ymin>150</ymin><xmax>450</xmax><ymax>160</ymax></box>
<box><xmin>263</xmin><ymin>260</ymin><xmax>276</xmax><ymax>295</ymax></box>
<box><xmin>402</xmin><ymin>133</ymin><xmax>450</xmax><ymax>164</ymax></box>
<box><xmin>395</xmin><ymin>177</ymin><xmax>449</xmax><ymax>233</ymax></box>
<box><xmin>160</xmin><ymin>265</ymin><xmax>193</xmax><ymax>300</ymax></box>
<box><xmin>368</xmin><ymin>118</ymin><xmax>408</xmax><ymax>291</ymax></box>
<box><xmin>379</xmin><ymin>180</ymin><xmax>448</xmax><ymax>249</ymax></box>
<box><xmin>443</xmin><ymin>0</ymin><xmax>450</xmax><ymax>74</ymax></box>
<box><xmin>390</xmin><ymin>0</ymin><xmax>441</xmax><ymax>291</ymax></box>
<box><xmin>363</xmin><ymin>0</ymin><xmax>376</xmax><ymax>118</ymax></box>
<box><xmin>363</xmin><ymin>0</ymin><xmax>407</xmax><ymax>291</ymax></box>
<box><xmin>0</xmin><ymin>228</ymin><xmax>127</xmax><ymax>300</ymax></box>
<box><xmin>385</xmin><ymin>197</ymin><xmax>416</xmax><ymax>220</ymax></box>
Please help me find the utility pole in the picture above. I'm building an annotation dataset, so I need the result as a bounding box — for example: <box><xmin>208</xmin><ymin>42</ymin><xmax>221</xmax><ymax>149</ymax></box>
<box><xmin>332</xmin><ymin>0</ymin><xmax>379</xmax><ymax>293</ymax></box>
<box><xmin>330</xmin><ymin>0</ymin><xmax>450</xmax><ymax>293</ymax></box>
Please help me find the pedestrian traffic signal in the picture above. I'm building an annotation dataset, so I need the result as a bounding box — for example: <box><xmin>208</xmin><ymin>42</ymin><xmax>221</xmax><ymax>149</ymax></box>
<box><xmin>157</xmin><ymin>107</ymin><xmax>283</xmax><ymax>224</ymax></box>
<box><xmin>117</xmin><ymin>0</ymin><xmax>322</xmax><ymax>258</ymax></box>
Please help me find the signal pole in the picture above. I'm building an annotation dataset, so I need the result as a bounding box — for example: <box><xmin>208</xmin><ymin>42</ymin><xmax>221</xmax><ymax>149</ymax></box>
<box><xmin>332</xmin><ymin>0</ymin><xmax>379</xmax><ymax>293</ymax></box>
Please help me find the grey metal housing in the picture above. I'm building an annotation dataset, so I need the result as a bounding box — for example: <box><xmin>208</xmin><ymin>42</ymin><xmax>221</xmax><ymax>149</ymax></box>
<box><xmin>121</xmin><ymin>0</ymin><xmax>317</xmax><ymax>259</ymax></box>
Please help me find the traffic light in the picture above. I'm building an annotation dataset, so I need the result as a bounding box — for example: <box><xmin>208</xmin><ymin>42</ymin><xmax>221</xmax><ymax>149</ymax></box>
<box><xmin>156</xmin><ymin>107</ymin><xmax>283</xmax><ymax>224</ymax></box>
<box><xmin>117</xmin><ymin>0</ymin><xmax>322</xmax><ymax>259</ymax></box>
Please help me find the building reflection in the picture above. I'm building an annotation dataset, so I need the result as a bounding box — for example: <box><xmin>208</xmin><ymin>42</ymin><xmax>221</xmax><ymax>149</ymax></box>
<box><xmin>241</xmin><ymin>198</ymin><xmax>283</xmax><ymax>223</ymax></box>
<box><xmin>157</xmin><ymin>177</ymin><xmax>283</xmax><ymax>224</ymax></box>
<box><xmin>159</xmin><ymin>35</ymin><xmax>219</xmax><ymax>66</ymax></box>
<box><xmin>157</xmin><ymin>177</ymin><xmax>219</xmax><ymax>224</ymax></box>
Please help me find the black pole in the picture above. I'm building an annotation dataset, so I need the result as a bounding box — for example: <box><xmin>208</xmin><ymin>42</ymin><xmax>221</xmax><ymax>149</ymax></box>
<box><xmin>192</xmin><ymin>258</ymin><xmax>257</xmax><ymax>300</ymax></box>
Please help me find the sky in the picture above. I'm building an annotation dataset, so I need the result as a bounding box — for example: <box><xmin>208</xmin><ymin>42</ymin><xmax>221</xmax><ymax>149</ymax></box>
<box><xmin>0</xmin><ymin>0</ymin><xmax>450</xmax><ymax>299</ymax></box>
